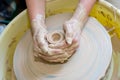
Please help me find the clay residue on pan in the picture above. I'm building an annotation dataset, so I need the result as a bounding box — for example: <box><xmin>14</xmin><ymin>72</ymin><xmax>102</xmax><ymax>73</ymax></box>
<box><xmin>37</xmin><ymin>30</ymin><xmax>75</xmax><ymax>63</ymax></box>
<box><xmin>8</xmin><ymin>37</ymin><xmax>16</xmax><ymax>48</ymax></box>
<box><xmin>111</xmin><ymin>34</ymin><xmax>120</xmax><ymax>52</ymax></box>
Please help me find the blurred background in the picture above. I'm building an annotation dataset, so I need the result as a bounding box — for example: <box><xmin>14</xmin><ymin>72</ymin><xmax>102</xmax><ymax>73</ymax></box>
<box><xmin>0</xmin><ymin>0</ymin><xmax>26</xmax><ymax>34</ymax></box>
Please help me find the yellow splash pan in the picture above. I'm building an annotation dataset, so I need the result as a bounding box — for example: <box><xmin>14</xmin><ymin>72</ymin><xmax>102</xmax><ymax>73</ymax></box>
<box><xmin>0</xmin><ymin>0</ymin><xmax>120</xmax><ymax>80</ymax></box>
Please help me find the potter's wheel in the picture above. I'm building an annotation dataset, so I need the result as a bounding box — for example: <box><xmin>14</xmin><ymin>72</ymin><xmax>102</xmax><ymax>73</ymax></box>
<box><xmin>13</xmin><ymin>13</ymin><xmax>112</xmax><ymax>80</ymax></box>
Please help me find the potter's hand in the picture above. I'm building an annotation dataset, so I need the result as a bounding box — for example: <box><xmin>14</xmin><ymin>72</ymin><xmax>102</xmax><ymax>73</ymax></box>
<box><xmin>26</xmin><ymin>0</ymin><xmax>49</xmax><ymax>53</ymax></box>
<box><xmin>48</xmin><ymin>3</ymin><xmax>88</xmax><ymax>59</ymax></box>
<box><xmin>34</xmin><ymin>30</ymin><xmax>79</xmax><ymax>63</ymax></box>
<box><xmin>48</xmin><ymin>1</ymin><xmax>96</xmax><ymax>62</ymax></box>
<box><xmin>64</xmin><ymin>0</ymin><xmax>97</xmax><ymax>44</ymax></box>
<box><xmin>63</xmin><ymin>18</ymin><xmax>82</xmax><ymax>45</ymax></box>
<box><xmin>32</xmin><ymin>15</ymin><xmax>49</xmax><ymax>53</ymax></box>
<box><xmin>47</xmin><ymin>33</ymin><xmax>79</xmax><ymax>63</ymax></box>
<box><xmin>32</xmin><ymin>15</ymin><xmax>65</xmax><ymax>56</ymax></box>
<box><xmin>64</xmin><ymin>3</ymin><xmax>87</xmax><ymax>45</ymax></box>
<box><xmin>47</xmin><ymin>4</ymin><xmax>88</xmax><ymax>60</ymax></box>
<box><xmin>36</xmin><ymin>40</ymin><xmax>79</xmax><ymax>63</ymax></box>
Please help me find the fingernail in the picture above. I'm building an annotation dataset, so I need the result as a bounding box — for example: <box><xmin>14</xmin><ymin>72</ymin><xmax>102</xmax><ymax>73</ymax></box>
<box><xmin>66</xmin><ymin>37</ymin><xmax>72</xmax><ymax>45</ymax></box>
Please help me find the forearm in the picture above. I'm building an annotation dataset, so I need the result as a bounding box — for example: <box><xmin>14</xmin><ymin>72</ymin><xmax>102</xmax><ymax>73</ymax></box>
<box><xmin>72</xmin><ymin>0</ymin><xmax>96</xmax><ymax>21</ymax></box>
<box><xmin>80</xmin><ymin>0</ymin><xmax>96</xmax><ymax>14</ymax></box>
<box><xmin>26</xmin><ymin>0</ymin><xmax>46</xmax><ymax>21</ymax></box>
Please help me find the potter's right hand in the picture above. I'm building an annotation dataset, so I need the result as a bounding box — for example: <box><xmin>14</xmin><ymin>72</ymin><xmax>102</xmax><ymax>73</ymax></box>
<box><xmin>32</xmin><ymin>14</ymin><xmax>64</xmax><ymax>56</ymax></box>
<box><xmin>32</xmin><ymin>14</ymin><xmax>49</xmax><ymax>53</ymax></box>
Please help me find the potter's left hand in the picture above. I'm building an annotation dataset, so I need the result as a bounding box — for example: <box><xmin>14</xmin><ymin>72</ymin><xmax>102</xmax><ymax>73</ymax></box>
<box><xmin>64</xmin><ymin>0</ymin><xmax>97</xmax><ymax>45</ymax></box>
<box><xmin>64</xmin><ymin>3</ymin><xmax>87</xmax><ymax>45</ymax></box>
<box><xmin>63</xmin><ymin>18</ymin><xmax>82</xmax><ymax>45</ymax></box>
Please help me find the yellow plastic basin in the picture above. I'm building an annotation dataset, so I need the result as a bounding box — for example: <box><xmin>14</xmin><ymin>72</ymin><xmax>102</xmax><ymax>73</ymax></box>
<box><xmin>0</xmin><ymin>0</ymin><xmax>120</xmax><ymax>80</ymax></box>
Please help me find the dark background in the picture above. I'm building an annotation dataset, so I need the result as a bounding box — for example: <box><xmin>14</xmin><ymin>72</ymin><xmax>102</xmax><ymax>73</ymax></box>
<box><xmin>0</xmin><ymin>0</ymin><xmax>26</xmax><ymax>24</ymax></box>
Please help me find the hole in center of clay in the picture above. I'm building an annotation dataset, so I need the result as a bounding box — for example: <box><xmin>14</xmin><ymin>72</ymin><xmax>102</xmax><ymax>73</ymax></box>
<box><xmin>52</xmin><ymin>33</ymin><xmax>61</xmax><ymax>41</ymax></box>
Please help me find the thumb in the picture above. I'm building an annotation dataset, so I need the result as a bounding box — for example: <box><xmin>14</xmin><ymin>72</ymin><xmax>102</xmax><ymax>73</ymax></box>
<box><xmin>63</xmin><ymin>23</ymin><xmax>73</xmax><ymax>45</ymax></box>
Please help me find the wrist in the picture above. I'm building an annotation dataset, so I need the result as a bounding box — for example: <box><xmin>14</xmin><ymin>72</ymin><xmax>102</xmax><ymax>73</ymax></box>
<box><xmin>31</xmin><ymin>14</ymin><xmax>46</xmax><ymax>28</ymax></box>
<box><xmin>31</xmin><ymin>14</ymin><xmax>46</xmax><ymax>33</ymax></box>
<box><xmin>72</xmin><ymin>3</ymin><xmax>87</xmax><ymax>22</ymax></box>
<box><xmin>32</xmin><ymin>14</ymin><xmax>45</xmax><ymax>23</ymax></box>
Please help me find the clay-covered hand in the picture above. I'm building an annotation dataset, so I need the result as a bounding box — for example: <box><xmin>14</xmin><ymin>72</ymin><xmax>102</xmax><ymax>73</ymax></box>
<box><xmin>63</xmin><ymin>18</ymin><xmax>82</xmax><ymax>45</ymax></box>
<box><xmin>64</xmin><ymin>3</ymin><xmax>87</xmax><ymax>45</ymax></box>
<box><xmin>33</xmin><ymin>29</ymin><xmax>79</xmax><ymax>63</ymax></box>
<box><xmin>32</xmin><ymin>14</ymin><xmax>49</xmax><ymax>53</ymax></box>
<box><xmin>34</xmin><ymin>41</ymin><xmax>79</xmax><ymax>63</ymax></box>
<box><xmin>44</xmin><ymin>4</ymin><xmax>88</xmax><ymax>62</ymax></box>
<box><xmin>32</xmin><ymin>14</ymin><xmax>65</xmax><ymax>57</ymax></box>
<box><xmin>46</xmin><ymin>33</ymin><xmax>79</xmax><ymax>63</ymax></box>
<box><xmin>43</xmin><ymin>3</ymin><xmax>88</xmax><ymax>62</ymax></box>
<box><xmin>49</xmin><ymin>3</ymin><xmax>87</xmax><ymax>50</ymax></box>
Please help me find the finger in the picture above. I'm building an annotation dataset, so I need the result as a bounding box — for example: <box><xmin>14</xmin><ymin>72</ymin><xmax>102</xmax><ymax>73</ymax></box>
<box><xmin>74</xmin><ymin>31</ymin><xmax>81</xmax><ymax>41</ymax></box>
<box><xmin>49</xmin><ymin>40</ymin><xmax>68</xmax><ymax>49</ymax></box>
<box><xmin>33</xmin><ymin>51</ymin><xmax>39</xmax><ymax>57</ymax></box>
<box><xmin>48</xmin><ymin>48</ymin><xmax>64</xmax><ymax>55</ymax></box>
<box><xmin>33</xmin><ymin>35</ymin><xmax>42</xmax><ymax>53</ymax></box>
<box><xmin>69</xmin><ymin>39</ymin><xmax>79</xmax><ymax>48</ymax></box>
<box><xmin>33</xmin><ymin>46</ymin><xmax>42</xmax><ymax>53</ymax></box>
<box><xmin>38</xmin><ymin>51</ymin><xmax>67</xmax><ymax>61</ymax></box>
<box><xmin>45</xmin><ymin>49</ymin><xmax>70</xmax><ymax>58</ymax></box>
<box><xmin>49</xmin><ymin>50</ymin><xmax>76</xmax><ymax>63</ymax></box>
<box><xmin>37</xmin><ymin>33</ymin><xmax>49</xmax><ymax>53</ymax></box>
<box><xmin>68</xmin><ymin>43</ymin><xmax>79</xmax><ymax>52</ymax></box>
<box><xmin>39</xmin><ymin>49</ymin><xmax>77</xmax><ymax>63</ymax></box>
<box><xmin>63</xmin><ymin>23</ymin><xmax>73</xmax><ymax>45</ymax></box>
<box><xmin>41</xmin><ymin>53</ymin><xmax>67</xmax><ymax>61</ymax></box>
<box><xmin>45</xmin><ymin>53</ymin><xmax>69</xmax><ymax>63</ymax></box>
<box><xmin>49</xmin><ymin>52</ymin><xmax>71</xmax><ymax>63</ymax></box>
<box><xmin>67</xmin><ymin>49</ymin><xmax>76</xmax><ymax>56</ymax></box>
<box><xmin>37</xmin><ymin>48</ymin><xmax>64</xmax><ymax>57</ymax></box>
<box><xmin>48</xmin><ymin>57</ymin><xmax>68</xmax><ymax>63</ymax></box>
